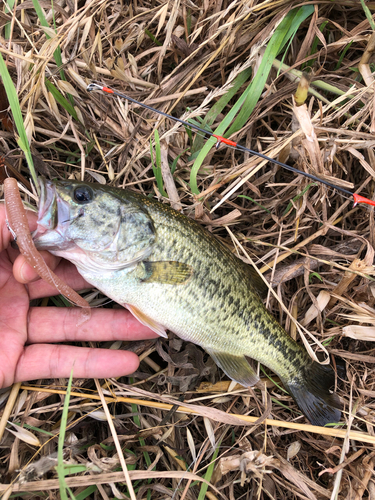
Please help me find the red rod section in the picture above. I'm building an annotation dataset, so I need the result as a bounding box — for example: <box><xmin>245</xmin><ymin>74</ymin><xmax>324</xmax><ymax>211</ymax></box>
<box><xmin>102</xmin><ymin>86</ymin><xmax>114</xmax><ymax>94</ymax></box>
<box><xmin>353</xmin><ymin>193</ymin><xmax>375</xmax><ymax>207</ymax></box>
<box><xmin>212</xmin><ymin>135</ymin><xmax>238</xmax><ymax>147</ymax></box>
<box><xmin>87</xmin><ymin>82</ymin><xmax>375</xmax><ymax>211</ymax></box>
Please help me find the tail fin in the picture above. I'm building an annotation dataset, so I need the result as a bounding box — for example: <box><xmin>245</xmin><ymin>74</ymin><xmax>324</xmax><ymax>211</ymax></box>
<box><xmin>283</xmin><ymin>361</ymin><xmax>341</xmax><ymax>426</ymax></box>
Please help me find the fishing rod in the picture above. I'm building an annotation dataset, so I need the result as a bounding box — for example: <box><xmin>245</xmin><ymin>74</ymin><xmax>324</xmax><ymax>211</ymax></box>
<box><xmin>87</xmin><ymin>82</ymin><xmax>375</xmax><ymax>209</ymax></box>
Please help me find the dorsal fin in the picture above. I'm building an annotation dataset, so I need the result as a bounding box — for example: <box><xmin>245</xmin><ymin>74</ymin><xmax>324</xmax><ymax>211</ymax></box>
<box><xmin>241</xmin><ymin>261</ymin><xmax>269</xmax><ymax>299</ymax></box>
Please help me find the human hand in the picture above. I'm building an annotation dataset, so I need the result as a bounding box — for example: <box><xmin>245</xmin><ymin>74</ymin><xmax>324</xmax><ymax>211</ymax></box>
<box><xmin>0</xmin><ymin>203</ymin><xmax>158</xmax><ymax>389</ymax></box>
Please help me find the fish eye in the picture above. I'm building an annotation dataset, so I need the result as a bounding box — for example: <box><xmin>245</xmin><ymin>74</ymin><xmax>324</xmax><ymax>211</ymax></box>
<box><xmin>74</xmin><ymin>186</ymin><xmax>93</xmax><ymax>204</ymax></box>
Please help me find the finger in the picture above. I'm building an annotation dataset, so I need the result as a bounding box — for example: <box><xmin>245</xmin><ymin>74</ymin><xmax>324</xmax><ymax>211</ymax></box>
<box><xmin>12</xmin><ymin>251</ymin><xmax>62</xmax><ymax>284</ymax></box>
<box><xmin>14</xmin><ymin>344</ymin><xmax>140</xmax><ymax>382</ymax></box>
<box><xmin>2</xmin><ymin>205</ymin><xmax>90</xmax><ymax>297</ymax></box>
<box><xmin>26</xmin><ymin>259</ymin><xmax>91</xmax><ymax>299</ymax></box>
<box><xmin>0</xmin><ymin>205</ymin><xmax>37</xmax><ymax>252</ymax></box>
<box><xmin>2</xmin><ymin>205</ymin><xmax>89</xmax><ymax>295</ymax></box>
<box><xmin>27</xmin><ymin>307</ymin><xmax>159</xmax><ymax>343</ymax></box>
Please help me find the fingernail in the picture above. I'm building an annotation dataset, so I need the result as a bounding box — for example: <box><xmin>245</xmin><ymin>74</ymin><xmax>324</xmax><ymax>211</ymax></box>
<box><xmin>19</xmin><ymin>261</ymin><xmax>27</xmax><ymax>282</ymax></box>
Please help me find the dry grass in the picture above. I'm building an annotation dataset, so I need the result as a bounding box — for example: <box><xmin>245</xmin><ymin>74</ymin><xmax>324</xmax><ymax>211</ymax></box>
<box><xmin>1</xmin><ymin>0</ymin><xmax>375</xmax><ymax>498</ymax></box>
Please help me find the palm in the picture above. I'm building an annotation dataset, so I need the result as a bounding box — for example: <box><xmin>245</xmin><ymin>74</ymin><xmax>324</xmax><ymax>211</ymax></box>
<box><xmin>0</xmin><ymin>206</ymin><xmax>158</xmax><ymax>389</ymax></box>
<box><xmin>0</xmin><ymin>246</ymin><xmax>29</xmax><ymax>388</ymax></box>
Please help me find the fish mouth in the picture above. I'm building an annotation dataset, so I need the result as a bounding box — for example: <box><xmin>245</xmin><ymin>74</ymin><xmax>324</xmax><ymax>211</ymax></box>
<box><xmin>33</xmin><ymin>177</ymin><xmax>72</xmax><ymax>250</ymax></box>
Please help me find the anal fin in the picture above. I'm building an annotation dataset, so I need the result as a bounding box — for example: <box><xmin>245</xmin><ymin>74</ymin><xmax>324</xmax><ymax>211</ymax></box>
<box><xmin>206</xmin><ymin>349</ymin><xmax>259</xmax><ymax>387</ymax></box>
<box><xmin>125</xmin><ymin>304</ymin><xmax>168</xmax><ymax>338</ymax></box>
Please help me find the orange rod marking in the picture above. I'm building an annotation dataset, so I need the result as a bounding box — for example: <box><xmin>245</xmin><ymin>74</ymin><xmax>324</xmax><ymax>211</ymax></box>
<box><xmin>353</xmin><ymin>193</ymin><xmax>375</xmax><ymax>207</ymax></box>
<box><xmin>212</xmin><ymin>135</ymin><xmax>237</xmax><ymax>147</ymax></box>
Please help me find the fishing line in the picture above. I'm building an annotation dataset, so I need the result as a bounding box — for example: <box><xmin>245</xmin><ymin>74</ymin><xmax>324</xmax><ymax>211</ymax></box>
<box><xmin>87</xmin><ymin>82</ymin><xmax>375</xmax><ymax>209</ymax></box>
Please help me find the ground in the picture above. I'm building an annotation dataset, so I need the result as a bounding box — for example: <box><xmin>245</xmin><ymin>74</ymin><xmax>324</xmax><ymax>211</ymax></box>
<box><xmin>1</xmin><ymin>1</ymin><xmax>375</xmax><ymax>498</ymax></box>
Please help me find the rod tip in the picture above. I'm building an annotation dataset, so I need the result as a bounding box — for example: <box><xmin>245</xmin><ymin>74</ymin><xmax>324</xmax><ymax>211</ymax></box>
<box><xmin>86</xmin><ymin>83</ymin><xmax>103</xmax><ymax>92</ymax></box>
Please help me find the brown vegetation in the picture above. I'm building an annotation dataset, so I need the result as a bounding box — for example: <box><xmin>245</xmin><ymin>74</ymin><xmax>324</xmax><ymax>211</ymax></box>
<box><xmin>1</xmin><ymin>1</ymin><xmax>375</xmax><ymax>498</ymax></box>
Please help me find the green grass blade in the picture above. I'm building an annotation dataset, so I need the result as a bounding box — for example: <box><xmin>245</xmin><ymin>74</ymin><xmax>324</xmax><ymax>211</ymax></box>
<box><xmin>21</xmin><ymin>423</ymin><xmax>54</xmax><ymax>436</ymax></box>
<box><xmin>31</xmin><ymin>0</ymin><xmax>61</xmax><ymax>67</ymax></box>
<box><xmin>360</xmin><ymin>0</ymin><xmax>375</xmax><ymax>30</ymax></box>
<box><xmin>280</xmin><ymin>5</ymin><xmax>315</xmax><ymax>53</ymax></box>
<box><xmin>62</xmin><ymin>464</ymin><xmax>88</xmax><ymax>475</ymax></box>
<box><xmin>130</xmin><ymin>395</ymin><xmax>153</xmax><ymax>494</ymax></box>
<box><xmin>227</xmin><ymin>5</ymin><xmax>314</xmax><ymax>136</ymax></box>
<box><xmin>184</xmin><ymin>121</ymin><xmax>194</xmax><ymax>143</ymax></box>
<box><xmin>190</xmin><ymin>135</ymin><xmax>216</xmax><ymax>194</ymax></box>
<box><xmin>283</xmin><ymin>182</ymin><xmax>315</xmax><ymax>215</ymax></box>
<box><xmin>260</xmin><ymin>366</ymin><xmax>288</xmax><ymax>394</ymax></box>
<box><xmin>192</xmin><ymin>66</ymin><xmax>253</xmax><ymax>153</ymax></box>
<box><xmin>170</xmin><ymin>149</ymin><xmax>187</xmax><ymax>174</ymax></box>
<box><xmin>4</xmin><ymin>0</ymin><xmax>15</xmax><ymax>39</ymax></box>
<box><xmin>189</xmin><ymin>6</ymin><xmax>314</xmax><ymax>194</ymax></box>
<box><xmin>309</xmin><ymin>271</ymin><xmax>323</xmax><ymax>283</ymax></box>
<box><xmin>322</xmin><ymin>335</ymin><xmax>335</xmax><ymax>346</ymax></box>
<box><xmin>75</xmin><ymin>485</ymin><xmax>98</xmax><ymax>500</ymax></box>
<box><xmin>189</xmin><ymin>82</ymin><xmax>252</xmax><ymax>193</ymax></box>
<box><xmin>130</xmin><ymin>404</ymin><xmax>153</xmax><ymax>468</ymax></box>
<box><xmin>335</xmin><ymin>40</ymin><xmax>353</xmax><ymax>70</ymax></box>
<box><xmin>0</xmin><ymin>52</ymin><xmax>37</xmax><ymax>188</ymax></box>
<box><xmin>272</xmin><ymin>58</ymin><xmax>351</xmax><ymax>101</ymax></box>
<box><xmin>197</xmin><ymin>441</ymin><xmax>221</xmax><ymax>500</ymax></box>
<box><xmin>305</xmin><ymin>20</ymin><xmax>329</xmax><ymax>69</ymax></box>
<box><xmin>238</xmin><ymin>195</ymin><xmax>271</xmax><ymax>213</ymax></box>
<box><xmin>150</xmin><ymin>130</ymin><xmax>167</xmax><ymax>197</ymax></box>
<box><xmin>276</xmin><ymin>6</ymin><xmax>315</xmax><ymax>74</ymax></box>
<box><xmin>129</xmin><ymin>379</ymin><xmax>152</xmax><ymax>469</ymax></box>
<box><xmin>45</xmin><ymin>80</ymin><xmax>78</xmax><ymax>120</ymax></box>
<box><xmin>145</xmin><ymin>29</ymin><xmax>162</xmax><ymax>46</ymax></box>
<box><xmin>31</xmin><ymin>0</ymin><xmax>48</xmax><ymax>26</ymax></box>
<box><xmin>55</xmin><ymin>369</ymin><xmax>74</xmax><ymax>500</ymax></box>
<box><xmin>189</xmin><ymin>92</ymin><xmax>250</xmax><ymax>193</ymax></box>
<box><xmin>31</xmin><ymin>0</ymin><xmax>71</xmax><ymax>86</ymax></box>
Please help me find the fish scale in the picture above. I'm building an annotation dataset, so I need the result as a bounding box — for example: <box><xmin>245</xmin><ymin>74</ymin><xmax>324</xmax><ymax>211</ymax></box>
<box><xmin>33</xmin><ymin>178</ymin><xmax>341</xmax><ymax>426</ymax></box>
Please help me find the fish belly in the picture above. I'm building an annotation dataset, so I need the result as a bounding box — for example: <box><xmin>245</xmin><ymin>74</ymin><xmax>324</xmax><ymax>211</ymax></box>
<box><xmin>79</xmin><ymin>265</ymin><xmax>303</xmax><ymax>383</ymax></box>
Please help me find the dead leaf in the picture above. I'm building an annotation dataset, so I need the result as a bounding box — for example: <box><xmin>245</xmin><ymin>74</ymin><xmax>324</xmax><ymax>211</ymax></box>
<box><xmin>287</xmin><ymin>441</ymin><xmax>301</xmax><ymax>461</ymax></box>
<box><xmin>301</xmin><ymin>290</ymin><xmax>330</xmax><ymax>326</ymax></box>
<box><xmin>342</xmin><ymin>325</ymin><xmax>375</xmax><ymax>341</ymax></box>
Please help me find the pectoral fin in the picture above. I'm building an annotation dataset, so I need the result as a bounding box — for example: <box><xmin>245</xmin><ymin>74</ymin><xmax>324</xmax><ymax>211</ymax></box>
<box><xmin>125</xmin><ymin>304</ymin><xmax>168</xmax><ymax>338</ymax></box>
<box><xmin>141</xmin><ymin>261</ymin><xmax>193</xmax><ymax>285</ymax></box>
<box><xmin>206</xmin><ymin>349</ymin><xmax>260</xmax><ymax>387</ymax></box>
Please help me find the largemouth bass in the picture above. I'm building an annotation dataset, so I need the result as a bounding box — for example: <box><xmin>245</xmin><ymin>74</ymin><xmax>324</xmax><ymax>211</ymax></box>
<box><xmin>33</xmin><ymin>178</ymin><xmax>341</xmax><ymax>426</ymax></box>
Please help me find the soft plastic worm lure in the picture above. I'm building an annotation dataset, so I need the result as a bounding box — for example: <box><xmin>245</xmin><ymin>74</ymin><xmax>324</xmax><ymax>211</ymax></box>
<box><xmin>4</xmin><ymin>177</ymin><xmax>91</xmax><ymax>317</ymax></box>
<box><xmin>87</xmin><ymin>82</ymin><xmax>375</xmax><ymax>209</ymax></box>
